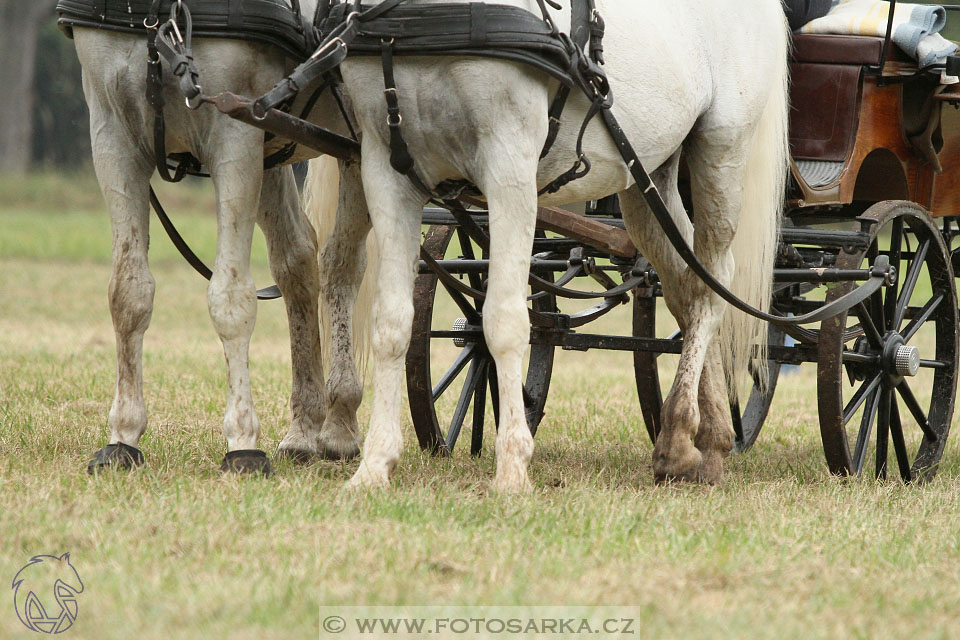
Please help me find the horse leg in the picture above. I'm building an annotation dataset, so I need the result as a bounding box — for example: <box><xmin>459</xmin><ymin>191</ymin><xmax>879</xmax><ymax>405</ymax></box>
<box><xmin>85</xmin><ymin>102</ymin><xmax>154</xmax><ymax>473</ymax></box>
<box><xmin>206</xmin><ymin>123</ymin><xmax>272</xmax><ymax>475</ymax></box>
<box><xmin>619</xmin><ymin>152</ymin><xmax>704</xmax><ymax>481</ymax></box>
<box><xmin>661</xmin><ymin>131</ymin><xmax>751</xmax><ymax>483</ymax></box>
<box><xmin>347</xmin><ymin>150</ymin><xmax>425</xmax><ymax>488</ymax></box>
<box><xmin>317</xmin><ymin>159</ymin><xmax>371</xmax><ymax>460</ymax></box>
<box><xmin>257</xmin><ymin>166</ymin><xmax>327</xmax><ymax>462</ymax></box>
<box><xmin>475</xmin><ymin>165</ymin><xmax>540</xmax><ymax>494</ymax></box>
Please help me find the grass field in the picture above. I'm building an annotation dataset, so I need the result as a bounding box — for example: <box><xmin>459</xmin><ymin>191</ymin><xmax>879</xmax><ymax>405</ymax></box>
<box><xmin>2</xmin><ymin>173</ymin><xmax>960</xmax><ymax>639</ymax></box>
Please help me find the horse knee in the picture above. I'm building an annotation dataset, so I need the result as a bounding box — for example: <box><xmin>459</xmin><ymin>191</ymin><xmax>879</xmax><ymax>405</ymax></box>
<box><xmin>372</xmin><ymin>299</ymin><xmax>413</xmax><ymax>361</ymax></box>
<box><xmin>207</xmin><ymin>271</ymin><xmax>256</xmax><ymax>340</ymax></box>
<box><xmin>108</xmin><ymin>261</ymin><xmax>154</xmax><ymax>335</ymax></box>
<box><xmin>482</xmin><ymin>296</ymin><xmax>529</xmax><ymax>360</ymax></box>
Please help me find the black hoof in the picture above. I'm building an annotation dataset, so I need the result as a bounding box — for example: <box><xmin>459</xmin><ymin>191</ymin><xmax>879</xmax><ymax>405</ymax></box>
<box><xmin>87</xmin><ymin>443</ymin><xmax>145</xmax><ymax>475</ymax></box>
<box><xmin>220</xmin><ymin>450</ymin><xmax>273</xmax><ymax>477</ymax></box>
<box><xmin>275</xmin><ymin>447</ymin><xmax>315</xmax><ymax>464</ymax></box>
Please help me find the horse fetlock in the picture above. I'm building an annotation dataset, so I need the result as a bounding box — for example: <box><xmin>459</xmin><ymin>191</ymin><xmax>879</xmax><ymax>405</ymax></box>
<box><xmin>108</xmin><ymin>400</ymin><xmax>147</xmax><ymax>444</ymax></box>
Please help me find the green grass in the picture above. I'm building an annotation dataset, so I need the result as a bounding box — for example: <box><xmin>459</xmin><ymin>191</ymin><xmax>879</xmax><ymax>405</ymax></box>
<box><xmin>2</xmin><ymin>172</ymin><xmax>960</xmax><ymax>639</ymax></box>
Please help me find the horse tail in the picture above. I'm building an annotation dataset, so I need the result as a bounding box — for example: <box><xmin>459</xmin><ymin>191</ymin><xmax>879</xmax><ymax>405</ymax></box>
<box><xmin>302</xmin><ymin>155</ymin><xmax>376</xmax><ymax>380</ymax></box>
<box><xmin>721</xmin><ymin>15</ymin><xmax>790</xmax><ymax>392</ymax></box>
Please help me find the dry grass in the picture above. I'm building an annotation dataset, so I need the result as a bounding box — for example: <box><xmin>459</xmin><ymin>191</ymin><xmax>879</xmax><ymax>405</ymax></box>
<box><xmin>2</xmin><ymin>173</ymin><xmax>959</xmax><ymax>639</ymax></box>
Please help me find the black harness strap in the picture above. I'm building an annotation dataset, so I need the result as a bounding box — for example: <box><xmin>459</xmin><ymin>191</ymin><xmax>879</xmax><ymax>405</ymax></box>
<box><xmin>146</xmin><ymin>0</ymin><xmax>193</xmax><ymax>183</ymax></box>
<box><xmin>540</xmin><ymin>84</ymin><xmax>570</xmax><ymax>159</ymax></box>
<box><xmin>469</xmin><ymin>3</ymin><xmax>487</xmax><ymax>47</ymax></box>
<box><xmin>380</xmin><ymin>37</ymin><xmax>433</xmax><ymax>194</ymax></box>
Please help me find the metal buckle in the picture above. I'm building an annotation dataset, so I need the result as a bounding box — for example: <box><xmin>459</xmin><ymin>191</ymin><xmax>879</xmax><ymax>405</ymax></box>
<box><xmin>309</xmin><ymin>36</ymin><xmax>346</xmax><ymax>61</ymax></box>
<box><xmin>143</xmin><ymin>16</ymin><xmax>159</xmax><ymax>29</ymax></box>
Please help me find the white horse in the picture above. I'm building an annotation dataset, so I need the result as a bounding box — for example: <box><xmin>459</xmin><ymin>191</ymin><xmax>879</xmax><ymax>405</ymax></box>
<box><xmin>70</xmin><ymin>0</ymin><xmax>374</xmax><ymax>472</ymax></box>
<box><xmin>326</xmin><ymin>0</ymin><xmax>789</xmax><ymax>489</ymax></box>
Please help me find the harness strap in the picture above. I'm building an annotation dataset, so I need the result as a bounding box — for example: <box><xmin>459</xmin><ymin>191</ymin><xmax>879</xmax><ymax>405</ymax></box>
<box><xmin>539</xmin><ymin>98</ymin><xmax>600</xmax><ymax>195</ymax></box>
<box><xmin>587</xmin><ymin>0</ymin><xmax>604</xmax><ymax>64</ymax></box>
<box><xmin>380</xmin><ymin>38</ymin><xmax>433</xmax><ymax>194</ymax></box>
<box><xmin>540</xmin><ymin>85</ymin><xmax>570</xmax><ymax>159</ymax></box>
<box><xmin>469</xmin><ymin>3</ymin><xmax>487</xmax><ymax>47</ymax></box>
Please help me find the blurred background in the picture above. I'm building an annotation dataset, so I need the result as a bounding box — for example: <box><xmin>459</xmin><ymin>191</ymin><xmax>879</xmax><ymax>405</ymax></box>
<box><xmin>0</xmin><ymin>0</ymin><xmax>89</xmax><ymax>175</ymax></box>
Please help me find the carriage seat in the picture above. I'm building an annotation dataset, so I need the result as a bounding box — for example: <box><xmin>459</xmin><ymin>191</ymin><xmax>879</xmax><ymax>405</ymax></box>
<box><xmin>791</xmin><ymin>34</ymin><xmax>909</xmax><ymax>66</ymax></box>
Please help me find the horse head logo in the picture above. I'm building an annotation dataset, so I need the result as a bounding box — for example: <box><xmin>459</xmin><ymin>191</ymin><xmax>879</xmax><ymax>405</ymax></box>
<box><xmin>11</xmin><ymin>553</ymin><xmax>84</xmax><ymax>634</ymax></box>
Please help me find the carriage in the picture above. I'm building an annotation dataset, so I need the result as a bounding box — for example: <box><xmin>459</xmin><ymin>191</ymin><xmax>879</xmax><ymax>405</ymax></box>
<box><xmin>58</xmin><ymin>0</ymin><xmax>960</xmax><ymax>483</ymax></box>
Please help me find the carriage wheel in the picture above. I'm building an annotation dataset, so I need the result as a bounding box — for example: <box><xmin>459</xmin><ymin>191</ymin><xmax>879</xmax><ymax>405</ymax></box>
<box><xmin>406</xmin><ymin>225</ymin><xmax>556</xmax><ymax>455</ymax></box>
<box><xmin>632</xmin><ymin>286</ymin><xmax>783</xmax><ymax>451</ymax></box>
<box><xmin>817</xmin><ymin>201</ymin><xmax>958</xmax><ymax>481</ymax></box>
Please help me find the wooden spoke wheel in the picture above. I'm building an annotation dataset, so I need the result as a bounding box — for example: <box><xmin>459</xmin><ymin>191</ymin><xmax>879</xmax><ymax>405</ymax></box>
<box><xmin>817</xmin><ymin>201</ymin><xmax>958</xmax><ymax>481</ymax></box>
<box><xmin>406</xmin><ymin>225</ymin><xmax>556</xmax><ymax>455</ymax></box>
<box><xmin>632</xmin><ymin>286</ymin><xmax>783</xmax><ymax>451</ymax></box>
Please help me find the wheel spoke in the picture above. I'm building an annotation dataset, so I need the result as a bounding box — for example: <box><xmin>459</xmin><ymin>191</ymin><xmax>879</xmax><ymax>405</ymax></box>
<box><xmin>439</xmin><ymin>280</ymin><xmax>482</xmax><ymax>324</ymax></box>
<box><xmin>843</xmin><ymin>373</ymin><xmax>883</xmax><ymax>426</ymax></box>
<box><xmin>875</xmin><ymin>388</ymin><xmax>891</xmax><ymax>480</ymax></box>
<box><xmin>889</xmin><ymin>395</ymin><xmax>914</xmax><ymax>482</ymax></box>
<box><xmin>457</xmin><ymin>228</ymin><xmax>485</xmax><ymax>292</ymax></box>
<box><xmin>867</xmin><ymin>243</ymin><xmax>887</xmax><ymax>332</ymax></box>
<box><xmin>488</xmin><ymin>362</ymin><xmax>500</xmax><ymax>429</ymax></box>
<box><xmin>446</xmin><ymin>358</ymin><xmax>485</xmax><ymax>451</ymax></box>
<box><xmin>894</xmin><ymin>238</ymin><xmax>930</xmax><ymax>329</ymax></box>
<box><xmin>730</xmin><ymin>396</ymin><xmax>745</xmax><ymax>445</ymax></box>
<box><xmin>895</xmin><ymin>380</ymin><xmax>938</xmax><ymax>443</ymax></box>
<box><xmin>901</xmin><ymin>293</ymin><xmax>943</xmax><ymax>343</ymax></box>
<box><xmin>432</xmin><ymin>344</ymin><xmax>477</xmax><ymax>402</ymax></box>
<box><xmin>854</xmin><ymin>302</ymin><xmax>884</xmax><ymax>349</ymax></box>
<box><xmin>883</xmin><ymin>218</ymin><xmax>903</xmax><ymax>329</ymax></box>
<box><xmin>853</xmin><ymin>387</ymin><xmax>882</xmax><ymax>474</ymax></box>
<box><xmin>470</xmin><ymin>360</ymin><xmax>488</xmax><ymax>457</ymax></box>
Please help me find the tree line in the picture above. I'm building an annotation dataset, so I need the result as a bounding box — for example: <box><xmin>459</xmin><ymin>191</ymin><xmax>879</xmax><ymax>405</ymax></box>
<box><xmin>0</xmin><ymin>0</ymin><xmax>90</xmax><ymax>173</ymax></box>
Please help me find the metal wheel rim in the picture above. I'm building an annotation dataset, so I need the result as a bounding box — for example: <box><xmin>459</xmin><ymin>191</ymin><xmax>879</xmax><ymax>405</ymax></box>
<box><xmin>816</xmin><ymin>201</ymin><xmax>958</xmax><ymax>481</ymax></box>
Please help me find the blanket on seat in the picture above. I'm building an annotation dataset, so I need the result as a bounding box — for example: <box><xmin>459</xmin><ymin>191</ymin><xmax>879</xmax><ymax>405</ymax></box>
<box><xmin>800</xmin><ymin>0</ymin><xmax>957</xmax><ymax>66</ymax></box>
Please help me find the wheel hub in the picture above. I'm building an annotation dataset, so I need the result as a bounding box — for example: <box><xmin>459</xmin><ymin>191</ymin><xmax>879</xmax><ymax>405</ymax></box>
<box><xmin>452</xmin><ymin>317</ymin><xmax>468</xmax><ymax>347</ymax></box>
<box><xmin>882</xmin><ymin>332</ymin><xmax>920</xmax><ymax>384</ymax></box>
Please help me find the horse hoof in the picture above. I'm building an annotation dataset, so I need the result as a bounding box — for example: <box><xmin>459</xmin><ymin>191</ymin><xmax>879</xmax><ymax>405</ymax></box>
<box><xmin>220</xmin><ymin>450</ymin><xmax>273</xmax><ymax>477</ymax></box>
<box><xmin>318</xmin><ymin>442</ymin><xmax>361</xmax><ymax>462</ymax></box>
<box><xmin>275</xmin><ymin>446</ymin><xmax>316</xmax><ymax>464</ymax></box>
<box><xmin>87</xmin><ymin>443</ymin><xmax>144</xmax><ymax>475</ymax></box>
<box><xmin>654</xmin><ymin>467</ymin><xmax>705</xmax><ymax>485</ymax></box>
